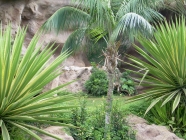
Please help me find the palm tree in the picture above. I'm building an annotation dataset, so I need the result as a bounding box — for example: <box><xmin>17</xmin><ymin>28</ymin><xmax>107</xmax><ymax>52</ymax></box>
<box><xmin>42</xmin><ymin>0</ymin><xmax>164</xmax><ymax>138</ymax></box>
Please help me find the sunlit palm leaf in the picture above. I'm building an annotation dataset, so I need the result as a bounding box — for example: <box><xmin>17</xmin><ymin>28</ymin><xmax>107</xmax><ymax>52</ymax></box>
<box><xmin>116</xmin><ymin>0</ymin><xmax>163</xmax><ymax>19</ymax></box>
<box><xmin>112</xmin><ymin>13</ymin><xmax>153</xmax><ymax>41</ymax></box>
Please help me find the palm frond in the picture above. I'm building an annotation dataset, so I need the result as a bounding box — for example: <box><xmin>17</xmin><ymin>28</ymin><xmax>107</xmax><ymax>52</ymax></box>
<box><xmin>166</xmin><ymin>0</ymin><xmax>186</xmax><ymax>15</ymax></box>
<box><xmin>116</xmin><ymin>0</ymin><xmax>164</xmax><ymax>21</ymax></box>
<box><xmin>112</xmin><ymin>13</ymin><xmax>153</xmax><ymax>41</ymax></box>
<box><xmin>75</xmin><ymin>0</ymin><xmax>114</xmax><ymax>28</ymax></box>
<box><xmin>42</xmin><ymin>6</ymin><xmax>90</xmax><ymax>32</ymax></box>
<box><xmin>62</xmin><ymin>28</ymin><xmax>87</xmax><ymax>53</ymax></box>
<box><xmin>86</xmin><ymin>37</ymin><xmax>107</xmax><ymax>64</ymax></box>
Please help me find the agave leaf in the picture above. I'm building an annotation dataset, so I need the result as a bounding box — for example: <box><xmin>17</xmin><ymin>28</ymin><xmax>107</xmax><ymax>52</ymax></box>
<box><xmin>1</xmin><ymin>121</ymin><xmax>10</xmax><ymax>140</ymax></box>
<box><xmin>183</xmin><ymin>108</ymin><xmax>186</xmax><ymax>126</ymax></box>
<box><xmin>138</xmin><ymin>69</ymin><xmax>149</xmax><ymax>88</ymax></box>
<box><xmin>128</xmin><ymin>18</ymin><xmax>186</xmax><ymax>115</ymax></box>
<box><xmin>183</xmin><ymin>88</ymin><xmax>186</xmax><ymax>96</ymax></box>
<box><xmin>0</xmin><ymin>25</ymin><xmax>77</xmax><ymax>140</ymax></box>
<box><xmin>172</xmin><ymin>92</ymin><xmax>181</xmax><ymax>113</ymax></box>
<box><xmin>17</xmin><ymin>122</ymin><xmax>63</xmax><ymax>140</ymax></box>
<box><xmin>145</xmin><ymin>96</ymin><xmax>165</xmax><ymax>115</ymax></box>
<box><xmin>8</xmin><ymin>121</ymin><xmax>41</xmax><ymax>140</ymax></box>
<box><xmin>161</xmin><ymin>89</ymin><xmax>180</xmax><ymax>107</ymax></box>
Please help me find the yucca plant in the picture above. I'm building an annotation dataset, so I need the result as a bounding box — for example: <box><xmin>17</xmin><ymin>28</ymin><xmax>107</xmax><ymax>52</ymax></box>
<box><xmin>127</xmin><ymin>18</ymin><xmax>186</xmax><ymax>114</ymax></box>
<box><xmin>0</xmin><ymin>25</ymin><xmax>77</xmax><ymax>140</ymax></box>
<box><xmin>150</xmin><ymin>101</ymin><xmax>186</xmax><ymax>133</ymax></box>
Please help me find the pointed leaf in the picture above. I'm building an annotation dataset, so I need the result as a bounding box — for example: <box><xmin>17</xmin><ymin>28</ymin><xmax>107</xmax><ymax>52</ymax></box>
<box><xmin>1</xmin><ymin>121</ymin><xmax>10</xmax><ymax>140</ymax></box>
<box><xmin>172</xmin><ymin>92</ymin><xmax>181</xmax><ymax>113</ymax></box>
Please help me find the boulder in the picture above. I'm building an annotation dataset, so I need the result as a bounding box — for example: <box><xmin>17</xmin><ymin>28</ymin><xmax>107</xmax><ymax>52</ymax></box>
<box><xmin>39</xmin><ymin>126</ymin><xmax>74</xmax><ymax>140</ymax></box>
<box><xmin>44</xmin><ymin>66</ymin><xmax>92</xmax><ymax>93</ymax></box>
<box><xmin>126</xmin><ymin>115</ymin><xmax>184</xmax><ymax>140</ymax></box>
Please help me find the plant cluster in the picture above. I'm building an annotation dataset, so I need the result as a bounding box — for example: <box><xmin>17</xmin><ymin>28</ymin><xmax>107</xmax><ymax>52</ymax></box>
<box><xmin>85</xmin><ymin>67</ymin><xmax>136</xmax><ymax>96</ymax></box>
<box><xmin>85</xmin><ymin>67</ymin><xmax>108</xmax><ymax>96</ymax></box>
<box><xmin>119</xmin><ymin>71</ymin><xmax>136</xmax><ymax>96</ymax></box>
<box><xmin>149</xmin><ymin>102</ymin><xmax>186</xmax><ymax>139</ymax></box>
<box><xmin>128</xmin><ymin>18</ymin><xmax>186</xmax><ymax>138</ymax></box>
<box><xmin>0</xmin><ymin>25</ymin><xmax>76</xmax><ymax>140</ymax></box>
<box><xmin>69</xmin><ymin>98</ymin><xmax>135</xmax><ymax>140</ymax></box>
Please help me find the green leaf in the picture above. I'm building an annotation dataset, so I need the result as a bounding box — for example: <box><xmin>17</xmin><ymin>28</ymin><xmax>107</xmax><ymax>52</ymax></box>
<box><xmin>172</xmin><ymin>92</ymin><xmax>181</xmax><ymax>113</ymax></box>
<box><xmin>0</xmin><ymin>25</ymin><xmax>77</xmax><ymax>140</ymax></box>
<box><xmin>17</xmin><ymin>122</ymin><xmax>62</xmax><ymax>140</ymax></box>
<box><xmin>161</xmin><ymin>90</ymin><xmax>180</xmax><ymax>107</ymax></box>
<box><xmin>0</xmin><ymin>120</ymin><xmax>2</xmax><ymax>126</ymax></box>
<box><xmin>145</xmin><ymin>96</ymin><xmax>164</xmax><ymax>115</ymax></box>
<box><xmin>1</xmin><ymin>121</ymin><xmax>10</xmax><ymax>140</ymax></box>
<box><xmin>42</xmin><ymin>6</ymin><xmax>90</xmax><ymax>32</ymax></box>
<box><xmin>122</xmin><ymin>85</ymin><xmax>128</xmax><ymax>89</ymax></box>
<box><xmin>8</xmin><ymin>121</ymin><xmax>41</xmax><ymax>140</ymax></box>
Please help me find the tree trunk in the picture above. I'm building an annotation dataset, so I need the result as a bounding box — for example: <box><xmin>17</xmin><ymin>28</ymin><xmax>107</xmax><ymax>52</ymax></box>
<box><xmin>104</xmin><ymin>72</ymin><xmax>114</xmax><ymax>139</ymax></box>
<box><xmin>104</xmin><ymin>46</ymin><xmax>118</xmax><ymax>139</ymax></box>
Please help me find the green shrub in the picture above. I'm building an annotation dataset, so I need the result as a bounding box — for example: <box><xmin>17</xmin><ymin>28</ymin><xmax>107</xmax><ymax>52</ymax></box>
<box><xmin>85</xmin><ymin>67</ymin><xmax>108</xmax><ymax>96</ymax></box>
<box><xmin>85</xmin><ymin>67</ymin><xmax>136</xmax><ymax>96</ymax></box>
<box><xmin>69</xmin><ymin>98</ymin><xmax>135</xmax><ymax>140</ymax></box>
<box><xmin>149</xmin><ymin>102</ymin><xmax>186</xmax><ymax>139</ymax></box>
<box><xmin>120</xmin><ymin>71</ymin><xmax>136</xmax><ymax>96</ymax></box>
<box><xmin>0</xmin><ymin>25</ymin><xmax>76</xmax><ymax>140</ymax></box>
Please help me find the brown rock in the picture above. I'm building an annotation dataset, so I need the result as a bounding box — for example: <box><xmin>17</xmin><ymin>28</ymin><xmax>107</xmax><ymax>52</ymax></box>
<box><xmin>39</xmin><ymin>126</ymin><xmax>74</xmax><ymax>140</ymax></box>
<box><xmin>126</xmin><ymin>115</ymin><xmax>183</xmax><ymax>140</ymax></box>
<box><xmin>0</xmin><ymin>0</ymin><xmax>90</xmax><ymax>67</ymax></box>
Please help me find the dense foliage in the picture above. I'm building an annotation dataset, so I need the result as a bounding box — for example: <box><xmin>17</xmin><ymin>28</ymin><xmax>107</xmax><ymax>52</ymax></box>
<box><xmin>69</xmin><ymin>98</ymin><xmax>135</xmax><ymax>140</ymax></box>
<box><xmin>0</xmin><ymin>26</ymin><xmax>76</xmax><ymax>140</ymax></box>
<box><xmin>85</xmin><ymin>67</ymin><xmax>136</xmax><ymax>96</ymax></box>
<box><xmin>85</xmin><ymin>67</ymin><xmax>108</xmax><ymax>96</ymax></box>
<box><xmin>128</xmin><ymin>18</ymin><xmax>186</xmax><ymax>112</ymax></box>
<box><xmin>43</xmin><ymin>0</ymin><xmax>163</xmax><ymax>137</ymax></box>
<box><xmin>150</xmin><ymin>102</ymin><xmax>186</xmax><ymax>139</ymax></box>
<box><xmin>128</xmin><ymin>18</ymin><xmax>186</xmax><ymax>137</ymax></box>
<box><xmin>120</xmin><ymin>71</ymin><xmax>136</xmax><ymax>96</ymax></box>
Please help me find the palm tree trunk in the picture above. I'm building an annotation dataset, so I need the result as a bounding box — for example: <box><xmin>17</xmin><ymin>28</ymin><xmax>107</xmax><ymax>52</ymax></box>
<box><xmin>104</xmin><ymin>46</ymin><xmax>118</xmax><ymax>139</ymax></box>
<box><xmin>104</xmin><ymin>72</ymin><xmax>114</xmax><ymax>139</ymax></box>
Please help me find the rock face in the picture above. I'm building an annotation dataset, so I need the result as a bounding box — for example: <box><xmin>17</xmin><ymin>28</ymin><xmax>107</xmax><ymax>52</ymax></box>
<box><xmin>45</xmin><ymin>66</ymin><xmax>92</xmax><ymax>93</ymax></box>
<box><xmin>0</xmin><ymin>0</ymin><xmax>91</xmax><ymax>92</ymax></box>
<box><xmin>40</xmin><ymin>126</ymin><xmax>74</xmax><ymax>140</ymax></box>
<box><xmin>0</xmin><ymin>0</ymin><xmax>89</xmax><ymax>67</ymax></box>
<box><xmin>126</xmin><ymin>115</ymin><xmax>184</xmax><ymax>140</ymax></box>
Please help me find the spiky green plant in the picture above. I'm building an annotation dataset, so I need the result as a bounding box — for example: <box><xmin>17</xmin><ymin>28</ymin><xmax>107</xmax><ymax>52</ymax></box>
<box><xmin>127</xmin><ymin>18</ymin><xmax>186</xmax><ymax>114</ymax></box>
<box><xmin>0</xmin><ymin>25</ymin><xmax>76</xmax><ymax>140</ymax></box>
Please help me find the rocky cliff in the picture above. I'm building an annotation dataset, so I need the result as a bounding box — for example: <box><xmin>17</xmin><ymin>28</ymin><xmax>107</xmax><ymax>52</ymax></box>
<box><xmin>0</xmin><ymin>0</ymin><xmax>89</xmax><ymax>67</ymax></box>
<box><xmin>0</xmin><ymin>0</ymin><xmax>91</xmax><ymax>92</ymax></box>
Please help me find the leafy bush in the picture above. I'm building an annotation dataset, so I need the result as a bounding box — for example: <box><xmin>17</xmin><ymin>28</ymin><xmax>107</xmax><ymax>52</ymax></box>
<box><xmin>85</xmin><ymin>67</ymin><xmax>108</xmax><ymax>96</ymax></box>
<box><xmin>120</xmin><ymin>71</ymin><xmax>136</xmax><ymax>96</ymax></box>
<box><xmin>85</xmin><ymin>65</ymin><xmax>136</xmax><ymax>96</ymax></box>
<box><xmin>0</xmin><ymin>26</ymin><xmax>76</xmax><ymax>140</ymax></box>
<box><xmin>69</xmin><ymin>98</ymin><xmax>135</xmax><ymax>140</ymax></box>
<box><xmin>149</xmin><ymin>102</ymin><xmax>186</xmax><ymax>139</ymax></box>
